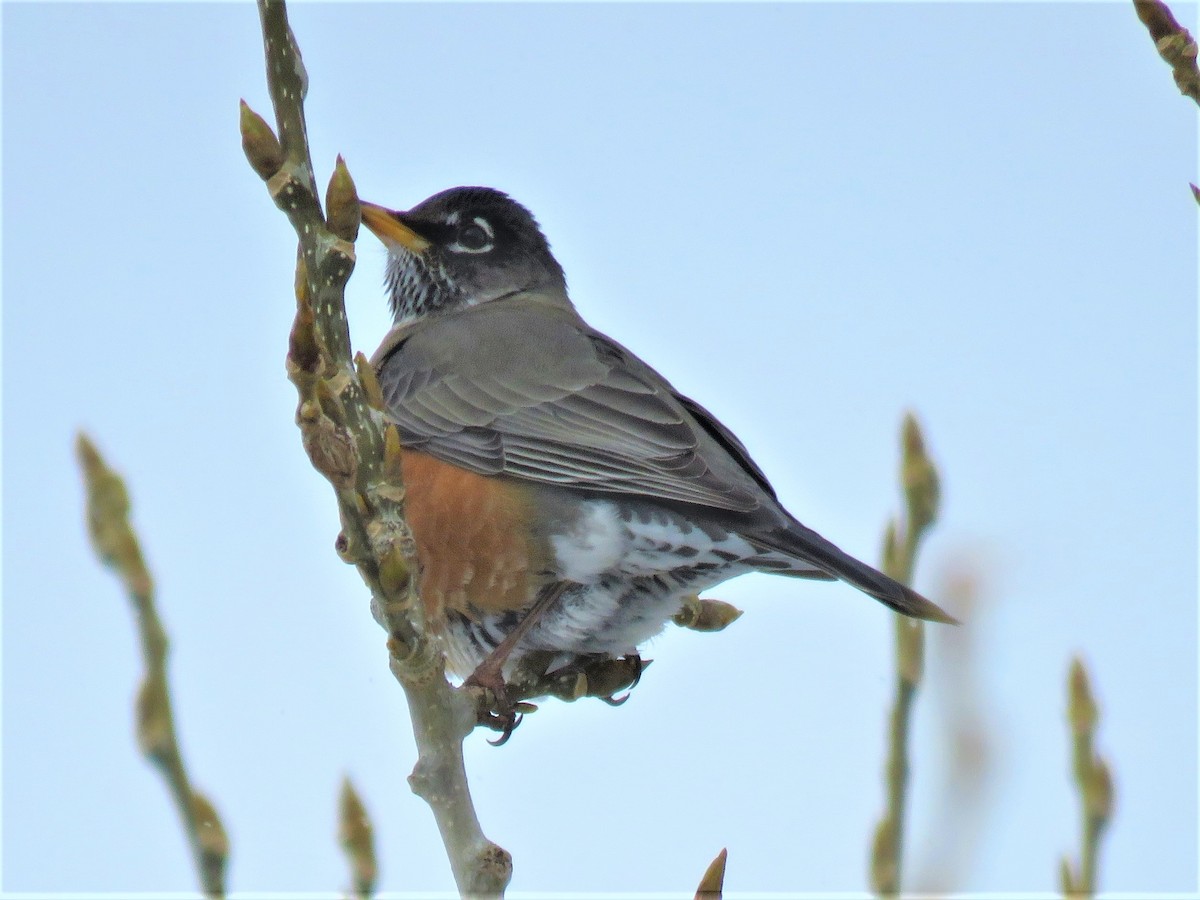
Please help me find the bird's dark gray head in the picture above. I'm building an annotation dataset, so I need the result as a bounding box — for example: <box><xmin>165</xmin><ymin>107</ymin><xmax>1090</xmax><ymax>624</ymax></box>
<box><xmin>360</xmin><ymin>186</ymin><xmax>567</xmax><ymax>325</ymax></box>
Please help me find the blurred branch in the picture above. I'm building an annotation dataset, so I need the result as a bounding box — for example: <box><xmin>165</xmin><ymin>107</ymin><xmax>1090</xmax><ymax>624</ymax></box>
<box><xmin>694</xmin><ymin>848</ymin><xmax>728</xmax><ymax>899</ymax></box>
<box><xmin>245</xmin><ymin>1</ymin><xmax>510</xmax><ymax>894</ymax></box>
<box><xmin>869</xmin><ymin>414</ymin><xmax>940</xmax><ymax>897</ymax></box>
<box><xmin>1060</xmin><ymin>658</ymin><xmax>1115</xmax><ymax>897</ymax></box>
<box><xmin>339</xmin><ymin>776</ymin><xmax>378</xmax><ymax>898</ymax></box>
<box><xmin>75</xmin><ymin>434</ymin><xmax>228</xmax><ymax>899</ymax></box>
<box><xmin>1133</xmin><ymin>0</ymin><xmax>1200</xmax><ymax>104</ymax></box>
<box><xmin>913</xmin><ymin>561</ymin><xmax>994</xmax><ymax>893</ymax></box>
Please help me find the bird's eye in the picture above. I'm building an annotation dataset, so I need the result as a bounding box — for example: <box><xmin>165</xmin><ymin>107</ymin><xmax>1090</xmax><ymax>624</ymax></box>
<box><xmin>448</xmin><ymin>217</ymin><xmax>494</xmax><ymax>254</ymax></box>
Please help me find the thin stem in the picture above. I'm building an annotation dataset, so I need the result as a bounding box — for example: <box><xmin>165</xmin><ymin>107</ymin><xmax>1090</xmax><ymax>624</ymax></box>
<box><xmin>1062</xmin><ymin>658</ymin><xmax>1114</xmax><ymax>896</ymax></box>
<box><xmin>76</xmin><ymin>434</ymin><xmax>228</xmax><ymax>899</ymax></box>
<box><xmin>870</xmin><ymin>414</ymin><xmax>939</xmax><ymax>896</ymax></box>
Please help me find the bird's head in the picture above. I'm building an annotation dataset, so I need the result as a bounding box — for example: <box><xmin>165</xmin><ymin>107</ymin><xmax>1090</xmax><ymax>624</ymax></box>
<box><xmin>359</xmin><ymin>186</ymin><xmax>567</xmax><ymax>325</ymax></box>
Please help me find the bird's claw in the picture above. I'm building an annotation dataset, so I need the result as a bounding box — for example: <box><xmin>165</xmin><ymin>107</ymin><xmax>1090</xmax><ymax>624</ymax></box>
<box><xmin>466</xmin><ymin>663</ymin><xmax>523</xmax><ymax>744</ymax></box>
<box><xmin>543</xmin><ymin>653</ymin><xmax>647</xmax><ymax>705</ymax></box>
<box><xmin>597</xmin><ymin>653</ymin><xmax>645</xmax><ymax>705</ymax></box>
<box><xmin>484</xmin><ymin>710</ymin><xmax>523</xmax><ymax>746</ymax></box>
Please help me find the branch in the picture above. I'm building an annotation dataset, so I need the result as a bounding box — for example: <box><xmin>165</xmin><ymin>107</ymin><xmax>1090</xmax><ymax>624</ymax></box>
<box><xmin>75</xmin><ymin>434</ymin><xmax>229</xmax><ymax>899</ymax></box>
<box><xmin>869</xmin><ymin>414</ymin><xmax>941</xmax><ymax>896</ymax></box>
<box><xmin>245</xmin><ymin>1</ymin><xmax>511</xmax><ymax>893</ymax></box>
<box><xmin>1133</xmin><ymin>0</ymin><xmax>1200</xmax><ymax>105</ymax></box>
<box><xmin>1060</xmin><ymin>658</ymin><xmax>1115</xmax><ymax>897</ymax></box>
<box><xmin>912</xmin><ymin>563</ymin><xmax>993</xmax><ymax>893</ymax></box>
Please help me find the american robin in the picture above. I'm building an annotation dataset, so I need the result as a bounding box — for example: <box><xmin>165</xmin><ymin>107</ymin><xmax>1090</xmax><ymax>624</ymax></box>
<box><xmin>360</xmin><ymin>187</ymin><xmax>953</xmax><ymax>721</ymax></box>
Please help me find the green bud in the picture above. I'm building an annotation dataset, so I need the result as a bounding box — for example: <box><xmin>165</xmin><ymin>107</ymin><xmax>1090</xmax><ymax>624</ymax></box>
<box><xmin>288</xmin><ymin>300</ymin><xmax>321</xmax><ymax>373</ymax></box>
<box><xmin>135</xmin><ymin>676</ymin><xmax>171</xmax><ymax>759</ymax></box>
<box><xmin>673</xmin><ymin>596</ymin><xmax>743</xmax><ymax>632</ymax></box>
<box><xmin>239</xmin><ymin>100</ymin><xmax>284</xmax><ymax>180</ymax></box>
<box><xmin>1068</xmin><ymin>657</ymin><xmax>1098</xmax><ymax>736</ymax></box>
<box><xmin>901</xmin><ymin>413</ymin><xmax>939</xmax><ymax>537</ymax></box>
<box><xmin>190</xmin><ymin>791</ymin><xmax>229</xmax><ymax>857</ymax></box>
<box><xmin>355</xmin><ymin>352</ymin><xmax>385</xmax><ymax>411</ymax></box>
<box><xmin>694</xmin><ymin>847</ymin><xmax>728</xmax><ymax>898</ymax></box>
<box><xmin>325</xmin><ymin>155</ymin><xmax>361</xmax><ymax>242</ymax></box>
<box><xmin>338</xmin><ymin>777</ymin><xmax>377</xmax><ymax>894</ymax></box>
<box><xmin>1087</xmin><ymin>757</ymin><xmax>1114</xmax><ymax>821</ymax></box>
<box><xmin>379</xmin><ymin>545</ymin><xmax>411</xmax><ymax>597</ymax></box>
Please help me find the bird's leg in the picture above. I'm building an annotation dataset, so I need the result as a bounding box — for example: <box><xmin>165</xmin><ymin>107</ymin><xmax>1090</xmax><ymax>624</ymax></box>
<box><xmin>466</xmin><ymin>581</ymin><xmax>571</xmax><ymax>740</ymax></box>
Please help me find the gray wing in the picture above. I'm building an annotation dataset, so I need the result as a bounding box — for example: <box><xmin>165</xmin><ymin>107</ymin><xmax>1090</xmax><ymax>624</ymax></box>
<box><xmin>374</xmin><ymin>297</ymin><xmax>777</xmax><ymax>513</ymax></box>
<box><xmin>375</xmin><ymin>296</ymin><xmax>958</xmax><ymax>623</ymax></box>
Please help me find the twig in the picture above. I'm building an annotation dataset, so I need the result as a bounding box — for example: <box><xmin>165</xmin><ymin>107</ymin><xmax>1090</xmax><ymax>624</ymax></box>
<box><xmin>913</xmin><ymin>562</ymin><xmax>992</xmax><ymax>893</ymax></box>
<box><xmin>1060</xmin><ymin>658</ymin><xmax>1115</xmax><ymax>897</ymax></box>
<box><xmin>1133</xmin><ymin>0</ymin><xmax>1200</xmax><ymax>105</ymax></box>
<box><xmin>339</xmin><ymin>776</ymin><xmax>378</xmax><ymax>898</ymax></box>
<box><xmin>245</xmin><ymin>1</ymin><xmax>511</xmax><ymax>894</ymax></box>
<box><xmin>75</xmin><ymin>434</ymin><xmax>229</xmax><ymax>899</ymax></box>
<box><xmin>869</xmin><ymin>414</ymin><xmax>941</xmax><ymax>897</ymax></box>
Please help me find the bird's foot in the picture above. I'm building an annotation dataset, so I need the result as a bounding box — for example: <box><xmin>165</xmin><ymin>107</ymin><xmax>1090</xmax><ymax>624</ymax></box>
<box><xmin>465</xmin><ymin>661</ymin><xmax>523</xmax><ymax>745</ymax></box>
<box><xmin>461</xmin><ymin>582</ymin><xmax>574</xmax><ymax>744</ymax></box>
<box><xmin>546</xmin><ymin>653</ymin><xmax>649</xmax><ymax>706</ymax></box>
<box><xmin>598</xmin><ymin>653</ymin><xmax>647</xmax><ymax>706</ymax></box>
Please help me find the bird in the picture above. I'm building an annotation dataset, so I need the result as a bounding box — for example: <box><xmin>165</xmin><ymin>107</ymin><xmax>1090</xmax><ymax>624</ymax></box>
<box><xmin>358</xmin><ymin>186</ymin><xmax>954</xmax><ymax>727</ymax></box>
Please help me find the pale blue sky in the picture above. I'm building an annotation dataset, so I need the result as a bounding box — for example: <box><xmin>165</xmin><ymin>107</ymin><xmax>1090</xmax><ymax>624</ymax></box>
<box><xmin>3</xmin><ymin>2</ymin><xmax>1197</xmax><ymax>895</ymax></box>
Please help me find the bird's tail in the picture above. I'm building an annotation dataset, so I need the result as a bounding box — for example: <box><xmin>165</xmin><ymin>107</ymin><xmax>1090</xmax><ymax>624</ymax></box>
<box><xmin>752</xmin><ymin>520</ymin><xmax>958</xmax><ymax>625</ymax></box>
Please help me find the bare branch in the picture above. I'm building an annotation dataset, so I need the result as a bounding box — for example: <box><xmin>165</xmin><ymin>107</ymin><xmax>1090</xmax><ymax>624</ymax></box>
<box><xmin>75</xmin><ymin>434</ymin><xmax>228</xmax><ymax>899</ymax></box>
<box><xmin>245</xmin><ymin>1</ymin><xmax>511</xmax><ymax>893</ymax></box>
<box><xmin>1133</xmin><ymin>0</ymin><xmax>1200</xmax><ymax>105</ymax></box>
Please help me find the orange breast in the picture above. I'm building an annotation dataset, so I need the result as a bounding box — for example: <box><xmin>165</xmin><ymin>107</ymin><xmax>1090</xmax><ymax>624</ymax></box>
<box><xmin>400</xmin><ymin>449</ymin><xmax>544</xmax><ymax>626</ymax></box>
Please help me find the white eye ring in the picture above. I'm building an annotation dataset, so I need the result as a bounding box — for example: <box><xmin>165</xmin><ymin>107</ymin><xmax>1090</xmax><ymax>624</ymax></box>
<box><xmin>447</xmin><ymin>216</ymin><xmax>495</xmax><ymax>254</ymax></box>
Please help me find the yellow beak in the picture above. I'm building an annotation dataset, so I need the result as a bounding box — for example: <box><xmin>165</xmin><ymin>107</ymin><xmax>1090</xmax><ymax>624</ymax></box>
<box><xmin>359</xmin><ymin>201</ymin><xmax>432</xmax><ymax>253</ymax></box>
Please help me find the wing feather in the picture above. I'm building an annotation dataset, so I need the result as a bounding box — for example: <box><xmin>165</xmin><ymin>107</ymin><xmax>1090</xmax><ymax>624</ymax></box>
<box><xmin>375</xmin><ymin>298</ymin><xmax>776</xmax><ymax>513</ymax></box>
